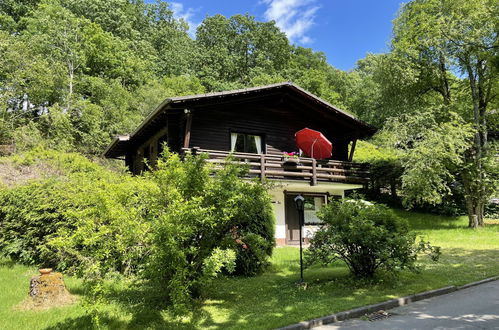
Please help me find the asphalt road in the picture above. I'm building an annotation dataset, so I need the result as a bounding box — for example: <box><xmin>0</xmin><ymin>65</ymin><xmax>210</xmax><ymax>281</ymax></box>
<box><xmin>316</xmin><ymin>280</ymin><xmax>499</xmax><ymax>330</ymax></box>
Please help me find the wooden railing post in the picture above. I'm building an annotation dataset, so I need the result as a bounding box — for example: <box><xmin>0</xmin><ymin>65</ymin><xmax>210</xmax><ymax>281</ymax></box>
<box><xmin>180</xmin><ymin>148</ymin><xmax>369</xmax><ymax>185</ymax></box>
<box><xmin>183</xmin><ymin>109</ymin><xmax>192</xmax><ymax>149</ymax></box>
<box><xmin>348</xmin><ymin>139</ymin><xmax>357</xmax><ymax>162</ymax></box>
<box><xmin>311</xmin><ymin>158</ymin><xmax>317</xmax><ymax>186</ymax></box>
<box><xmin>260</xmin><ymin>154</ymin><xmax>266</xmax><ymax>182</ymax></box>
<box><xmin>180</xmin><ymin>147</ymin><xmax>190</xmax><ymax>158</ymax></box>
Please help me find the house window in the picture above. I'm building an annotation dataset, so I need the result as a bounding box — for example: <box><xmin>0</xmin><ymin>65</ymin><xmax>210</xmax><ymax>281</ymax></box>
<box><xmin>230</xmin><ymin>133</ymin><xmax>262</xmax><ymax>153</ymax></box>
<box><xmin>304</xmin><ymin>196</ymin><xmax>325</xmax><ymax>224</ymax></box>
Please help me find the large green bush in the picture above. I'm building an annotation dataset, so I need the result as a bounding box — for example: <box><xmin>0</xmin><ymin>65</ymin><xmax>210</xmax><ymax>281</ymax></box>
<box><xmin>0</xmin><ymin>149</ymin><xmax>152</xmax><ymax>277</ymax></box>
<box><xmin>305</xmin><ymin>198</ymin><xmax>440</xmax><ymax>278</ymax></box>
<box><xmin>144</xmin><ymin>150</ymin><xmax>275</xmax><ymax>312</ymax></box>
<box><xmin>0</xmin><ymin>179</ymin><xmax>67</xmax><ymax>266</ymax></box>
<box><xmin>0</xmin><ymin>148</ymin><xmax>275</xmax><ymax>313</ymax></box>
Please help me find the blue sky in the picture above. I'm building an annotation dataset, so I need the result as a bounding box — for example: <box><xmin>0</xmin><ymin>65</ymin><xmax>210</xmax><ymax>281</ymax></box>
<box><xmin>166</xmin><ymin>0</ymin><xmax>405</xmax><ymax>71</ymax></box>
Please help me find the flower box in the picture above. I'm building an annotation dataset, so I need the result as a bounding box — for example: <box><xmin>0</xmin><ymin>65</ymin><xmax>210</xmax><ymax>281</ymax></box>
<box><xmin>282</xmin><ymin>152</ymin><xmax>301</xmax><ymax>170</ymax></box>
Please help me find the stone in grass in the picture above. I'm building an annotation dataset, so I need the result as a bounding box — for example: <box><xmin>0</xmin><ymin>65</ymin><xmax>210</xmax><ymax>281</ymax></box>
<box><xmin>16</xmin><ymin>269</ymin><xmax>77</xmax><ymax>310</ymax></box>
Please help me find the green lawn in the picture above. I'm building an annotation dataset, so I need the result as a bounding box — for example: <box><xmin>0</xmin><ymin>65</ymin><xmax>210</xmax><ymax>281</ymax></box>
<box><xmin>1</xmin><ymin>211</ymin><xmax>498</xmax><ymax>330</ymax></box>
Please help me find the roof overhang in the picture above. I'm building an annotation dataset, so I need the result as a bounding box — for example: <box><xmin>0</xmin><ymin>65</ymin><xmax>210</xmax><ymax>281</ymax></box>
<box><xmin>103</xmin><ymin>135</ymin><xmax>130</xmax><ymax>158</ymax></box>
<box><xmin>103</xmin><ymin>82</ymin><xmax>377</xmax><ymax>158</ymax></box>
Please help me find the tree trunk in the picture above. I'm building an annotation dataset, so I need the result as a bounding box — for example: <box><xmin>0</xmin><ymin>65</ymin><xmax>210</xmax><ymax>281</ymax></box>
<box><xmin>390</xmin><ymin>180</ymin><xmax>397</xmax><ymax>199</ymax></box>
<box><xmin>67</xmin><ymin>62</ymin><xmax>74</xmax><ymax>112</ymax></box>
<box><xmin>461</xmin><ymin>58</ymin><xmax>489</xmax><ymax>228</ymax></box>
<box><xmin>438</xmin><ymin>53</ymin><xmax>451</xmax><ymax>105</ymax></box>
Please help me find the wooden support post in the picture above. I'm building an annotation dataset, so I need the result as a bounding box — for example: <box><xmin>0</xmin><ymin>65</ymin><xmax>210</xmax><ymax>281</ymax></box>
<box><xmin>183</xmin><ymin>109</ymin><xmax>192</xmax><ymax>149</ymax></box>
<box><xmin>311</xmin><ymin>158</ymin><xmax>317</xmax><ymax>186</ymax></box>
<box><xmin>348</xmin><ymin>139</ymin><xmax>357</xmax><ymax>162</ymax></box>
<box><xmin>260</xmin><ymin>154</ymin><xmax>266</xmax><ymax>182</ymax></box>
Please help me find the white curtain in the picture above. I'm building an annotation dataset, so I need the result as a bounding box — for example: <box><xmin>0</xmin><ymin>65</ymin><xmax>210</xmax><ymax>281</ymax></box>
<box><xmin>254</xmin><ymin>135</ymin><xmax>262</xmax><ymax>154</ymax></box>
<box><xmin>230</xmin><ymin>133</ymin><xmax>238</xmax><ymax>151</ymax></box>
<box><xmin>304</xmin><ymin>197</ymin><xmax>325</xmax><ymax>224</ymax></box>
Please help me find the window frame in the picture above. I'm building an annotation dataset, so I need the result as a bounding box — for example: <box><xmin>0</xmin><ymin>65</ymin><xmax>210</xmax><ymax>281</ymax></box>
<box><xmin>229</xmin><ymin>130</ymin><xmax>265</xmax><ymax>154</ymax></box>
<box><xmin>303</xmin><ymin>195</ymin><xmax>326</xmax><ymax>225</ymax></box>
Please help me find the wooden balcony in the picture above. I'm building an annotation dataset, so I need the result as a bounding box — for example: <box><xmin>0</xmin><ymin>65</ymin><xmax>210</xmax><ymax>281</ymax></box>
<box><xmin>181</xmin><ymin>147</ymin><xmax>369</xmax><ymax>186</ymax></box>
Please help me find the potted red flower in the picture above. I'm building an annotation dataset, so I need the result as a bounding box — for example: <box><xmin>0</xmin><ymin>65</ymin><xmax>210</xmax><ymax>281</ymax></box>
<box><xmin>282</xmin><ymin>152</ymin><xmax>300</xmax><ymax>169</ymax></box>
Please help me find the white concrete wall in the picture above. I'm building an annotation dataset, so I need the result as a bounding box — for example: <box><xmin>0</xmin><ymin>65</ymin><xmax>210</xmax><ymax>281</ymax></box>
<box><xmin>270</xmin><ymin>189</ymin><xmax>286</xmax><ymax>240</ymax></box>
<box><xmin>269</xmin><ymin>181</ymin><xmax>363</xmax><ymax>241</ymax></box>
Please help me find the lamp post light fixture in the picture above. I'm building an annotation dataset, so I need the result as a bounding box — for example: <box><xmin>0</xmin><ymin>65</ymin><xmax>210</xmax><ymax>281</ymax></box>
<box><xmin>294</xmin><ymin>194</ymin><xmax>305</xmax><ymax>284</ymax></box>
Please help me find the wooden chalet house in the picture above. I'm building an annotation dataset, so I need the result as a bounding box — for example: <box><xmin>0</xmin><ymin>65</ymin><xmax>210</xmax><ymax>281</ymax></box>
<box><xmin>104</xmin><ymin>82</ymin><xmax>375</xmax><ymax>246</ymax></box>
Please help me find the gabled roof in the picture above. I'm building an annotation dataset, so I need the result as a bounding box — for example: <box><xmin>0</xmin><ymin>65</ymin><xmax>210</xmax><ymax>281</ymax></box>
<box><xmin>103</xmin><ymin>82</ymin><xmax>376</xmax><ymax>158</ymax></box>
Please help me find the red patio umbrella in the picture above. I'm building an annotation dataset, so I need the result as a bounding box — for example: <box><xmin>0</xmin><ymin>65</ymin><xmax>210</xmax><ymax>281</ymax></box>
<box><xmin>295</xmin><ymin>128</ymin><xmax>332</xmax><ymax>160</ymax></box>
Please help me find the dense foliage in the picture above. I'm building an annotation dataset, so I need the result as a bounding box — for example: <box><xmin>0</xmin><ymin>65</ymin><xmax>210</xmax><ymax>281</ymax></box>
<box><xmin>388</xmin><ymin>0</ymin><xmax>498</xmax><ymax>226</ymax></box>
<box><xmin>0</xmin><ymin>0</ymin><xmax>362</xmax><ymax>155</ymax></box>
<box><xmin>305</xmin><ymin>198</ymin><xmax>440</xmax><ymax>278</ymax></box>
<box><xmin>0</xmin><ymin>149</ymin><xmax>152</xmax><ymax>275</ymax></box>
<box><xmin>0</xmin><ymin>0</ymin><xmax>496</xmax><ymax>248</ymax></box>
<box><xmin>349</xmin><ymin>0</ymin><xmax>498</xmax><ymax>224</ymax></box>
<box><xmin>0</xmin><ymin>149</ymin><xmax>275</xmax><ymax>312</ymax></box>
<box><xmin>143</xmin><ymin>150</ymin><xmax>275</xmax><ymax>312</ymax></box>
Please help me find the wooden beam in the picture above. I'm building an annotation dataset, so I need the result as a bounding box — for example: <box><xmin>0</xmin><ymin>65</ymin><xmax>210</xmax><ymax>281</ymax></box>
<box><xmin>260</xmin><ymin>154</ymin><xmax>266</xmax><ymax>182</ymax></box>
<box><xmin>311</xmin><ymin>158</ymin><xmax>317</xmax><ymax>186</ymax></box>
<box><xmin>183</xmin><ymin>109</ymin><xmax>192</xmax><ymax>149</ymax></box>
<box><xmin>348</xmin><ymin>139</ymin><xmax>357</xmax><ymax>162</ymax></box>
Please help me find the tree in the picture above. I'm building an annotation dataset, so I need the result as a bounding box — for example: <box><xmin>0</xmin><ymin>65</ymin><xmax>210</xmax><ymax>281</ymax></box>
<box><xmin>392</xmin><ymin>0</ymin><xmax>498</xmax><ymax>227</ymax></box>
<box><xmin>376</xmin><ymin>111</ymin><xmax>475</xmax><ymax>208</ymax></box>
<box><xmin>0</xmin><ymin>0</ymin><xmax>40</xmax><ymax>30</ymax></box>
<box><xmin>0</xmin><ymin>30</ymin><xmax>62</xmax><ymax>135</ymax></box>
<box><xmin>63</xmin><ymin>0</ymin><xmax>196</xmax><ymax>77</ymax></box>
<box><xmin>23</xmin><ymin>2</ymin><xmax>90</xmax><ymax>112</ymax></box>
<box><xmin>284</xmin><ymin>46</ymin><xmax>351</xmax><ymax>108</ymax></box>
<box><xmin>132</xmin><ymin>76</ymin><xmax>205</xmax><ymax>117</ymax></box>
<box><xmin>347</xmin><ymin>53</ymin><xmax>444</xmax><ymax>128</ymax></box>
<box><xmin>195</xmin><ymin>14</ymin><xmax>291</xmax><ymax>88</ymax></box>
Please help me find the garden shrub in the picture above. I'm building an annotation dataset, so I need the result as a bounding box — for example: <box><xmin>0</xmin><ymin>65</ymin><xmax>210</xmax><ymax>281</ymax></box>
<box><xmin>48</xmin><ymin>174</ymin><xmax>153</xmax><ymax>277</ymax></box>
<box><xmin>0</xmin><ymin>179</ymin><xmax>68</xmax><ymax>266</ymax></box>
<box><xmin>0</xmin><ymin>149</ymin><xmax>152</xmax><ymax>277</ymax></box>
<box><xmin>225</xmin><ymin>232</ymin><xmax>271</xmax><ymax>276</ymax></box>
<box><xmin>485</xmin><ymin>201</ymin><xmax>499</xmax><ymax>219</ymax></box>
<box><xmin>210</xmin><ymin>159</ymin><xmax>275</xmax><ymax>275</ymax></box>
<box><xmin>305</xmin><ymin>198</ymin><xmax>440</xmax><ymax>278</ymax></box>
<box><xmin>0</xmin><ymin>148</ymin><xmax>275</xmax><ymax>313</ymax></box>
<box><xmin>144</xmin><ymin>150</ymin><xmax>274</xmax><ymax>313</ymax></box>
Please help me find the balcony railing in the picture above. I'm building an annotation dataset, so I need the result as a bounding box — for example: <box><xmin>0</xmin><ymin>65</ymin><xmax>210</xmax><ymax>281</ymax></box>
<box><xmin>181</xmin><ymin>147</ymin><xmax>369</xmax><ymax>185</ymax></box>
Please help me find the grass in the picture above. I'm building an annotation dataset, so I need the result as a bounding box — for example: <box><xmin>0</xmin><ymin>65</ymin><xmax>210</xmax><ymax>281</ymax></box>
<box><xmin>1</xmin><ymin>211</ymin><xmax>498</xmax><ymax>330</ymax></box>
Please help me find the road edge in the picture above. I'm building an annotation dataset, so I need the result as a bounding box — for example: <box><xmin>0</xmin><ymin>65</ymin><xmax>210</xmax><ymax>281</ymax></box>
<box><xmin>276</xmin><ymin>276</ymin><xmax>499</xmax><ymax>330</ymax></box>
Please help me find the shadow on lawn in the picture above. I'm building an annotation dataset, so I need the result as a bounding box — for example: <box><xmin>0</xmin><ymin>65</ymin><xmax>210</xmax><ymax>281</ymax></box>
<box><xmin>398</xmin><ymin>212</ymin><xmax>467</xmax><ymax>230</ymax></box>
<box><xmin>191</xmin><ymin>247</ymin><xmax>499</xmax><ymax>329</ymax></box>
<box><xmin>405</xmin><ymin>212</ymin><xmax>499</xmax><ymax>231</ymax></box>
<box><xmin>105</xmin><ymin>282</ymin><xmax>205</xmax><ymax>329</ymax></box>
<box><xmin>42</xmin><ymin>247</ymin><xmax>499</xmax><ymax>330</ymax></box>
<box><xmin>43</xmin><ymin>314</ymin><xmax>128</xmax><ymax>330</ymax></box>
<box><xmin>41</xmin><ymin>281</ymin><xmax>203</xmax><ymax>330</ymax></box>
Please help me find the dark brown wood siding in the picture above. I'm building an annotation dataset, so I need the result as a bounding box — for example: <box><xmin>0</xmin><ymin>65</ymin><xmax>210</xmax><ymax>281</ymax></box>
<box><xmin>188</xmin><ymin>101</ymin><xmax>352</xmax><ymax>160</ymax></box>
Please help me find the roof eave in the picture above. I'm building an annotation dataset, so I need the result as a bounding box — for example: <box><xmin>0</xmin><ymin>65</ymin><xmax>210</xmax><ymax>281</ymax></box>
<box><xmin>102</xmin><ymin>135</ymin><xmax>130</xmax><ymax>158</ymax></box>
<box><xmin>103</xmin><ymin>81</ymin><xmax>377</xmax><ymax>158</ymax></box>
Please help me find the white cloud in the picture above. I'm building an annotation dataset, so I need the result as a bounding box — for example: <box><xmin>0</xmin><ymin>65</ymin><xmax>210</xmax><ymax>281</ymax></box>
<box><xmin>262</xmin><ymin>0</ymin><xmax>320</xmax><ymax>44</ymax></box>
<box><xmin>170</xmin><ymin>2</ymin><xmax>199</xmax><ymax>38</ymax></box>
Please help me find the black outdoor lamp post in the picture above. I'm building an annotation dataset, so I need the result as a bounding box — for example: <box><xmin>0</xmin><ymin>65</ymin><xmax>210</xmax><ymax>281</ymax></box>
<box><xmin>294</xmin><ymin>194</ymin><xmax>305</xmax><ymax>284</ymax></box>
